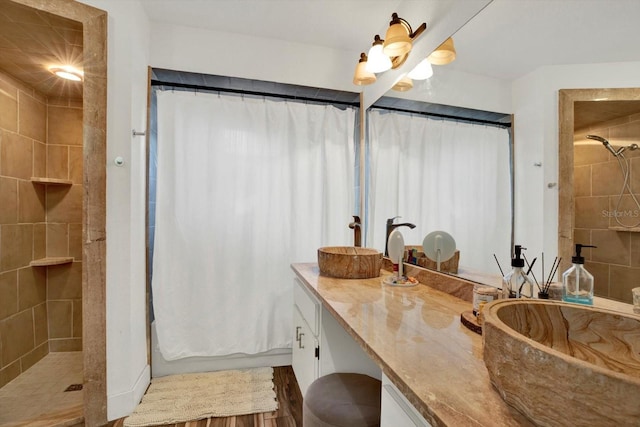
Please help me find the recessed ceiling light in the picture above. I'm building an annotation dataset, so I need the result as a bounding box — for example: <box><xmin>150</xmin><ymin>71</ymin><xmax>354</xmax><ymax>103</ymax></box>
<box><xmin>49</xmin><ymin>65</ymin><xmax>83</xmax><ymax>82</ymax></box>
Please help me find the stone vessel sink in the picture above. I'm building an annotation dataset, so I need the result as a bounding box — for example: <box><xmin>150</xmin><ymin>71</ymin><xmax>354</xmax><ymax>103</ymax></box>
<box><xmin>317</xmin><ymin>246</ymin><xmax>382</xmax><ymax>279</ymax></box>
<box><xmin>482</xmin><ymin>299</ymin><xmax>640</xmax><ymax>426</ymax></box>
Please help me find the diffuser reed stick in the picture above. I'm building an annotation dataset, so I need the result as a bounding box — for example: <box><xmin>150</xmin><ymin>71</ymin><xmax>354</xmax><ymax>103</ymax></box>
<box><xmin>543</xmin><ymin>257</ymin><xmax>561</xmax><ymax>294</ymax></box>
<box><xmin>493</xmin><ymin>253</ymin><xmax>505</xmax><ymax>276</ymax></box>
<box><xmin>523</xmin><ymin>254</ymin><xmax>540</xmax><ymax>292</ymax></box>
<box><xmin>542</xmin><ymin>253</ymin><xmax>545</xmax><ymax>292</ymax></box>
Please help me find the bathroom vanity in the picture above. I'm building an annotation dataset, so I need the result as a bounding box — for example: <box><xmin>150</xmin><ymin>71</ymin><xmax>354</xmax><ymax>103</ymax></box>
<box><xmin>291</xmin><ymin>263</ymin><xmax>534</xmax><ymax>427</ymax></box>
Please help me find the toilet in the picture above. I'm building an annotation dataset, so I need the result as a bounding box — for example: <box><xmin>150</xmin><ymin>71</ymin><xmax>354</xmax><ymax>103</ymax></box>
<box><xmin>303</xmin><ymin>373</ymin><xmax>381</xmax><ymax>427</ymax></box>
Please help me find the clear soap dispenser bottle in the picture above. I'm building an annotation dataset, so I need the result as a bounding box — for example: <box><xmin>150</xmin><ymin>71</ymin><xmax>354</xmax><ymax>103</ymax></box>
<box><xmin>502</xmin><ymin>245</ymin><xmax>534</xmax><ymax>299</ymax></box>
<box><xmin>562</xmin><ymin>243</ymin><xmax>596</xmax><ymax>305</ymax></box>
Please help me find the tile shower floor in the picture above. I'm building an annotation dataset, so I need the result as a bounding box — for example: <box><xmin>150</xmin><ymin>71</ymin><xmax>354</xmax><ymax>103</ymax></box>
<box><xmin>0</xmin><ymin>352</ymin><xmax>83</xmax><ymax>425</ymax></box>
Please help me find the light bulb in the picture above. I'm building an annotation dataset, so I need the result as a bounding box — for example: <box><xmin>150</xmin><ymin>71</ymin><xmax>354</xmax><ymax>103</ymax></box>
<box><xmin>49</xmin><ymin>65</ymin><xmax>83</xmax><ymax>81</ymax></box>
<box><xmin>408</xmin><ymin>59</ymin><xmax>433</xmax><ymax>80</ymax></box>
<box><xmin>366</xmin><ymin>44</ymin><xmax>392</xmax><ymax>73</ymax></box>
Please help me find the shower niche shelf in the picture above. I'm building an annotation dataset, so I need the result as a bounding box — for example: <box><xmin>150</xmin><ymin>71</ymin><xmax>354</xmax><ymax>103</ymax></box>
<box><xmin>609</xmin><ymin>226</ymin><xmax>640</xmax><ymax>233</ymax></box>
<box><xmin>30</xmin><ymin>257</ymin><xmax>74</xmax><ymax>267</ymax></box>
<box><xmin>29</xmin><ymin>177</ymin><xmax>76</xmax><ymax>268</ymax></box>
<box><xmin>30</xmin><ymin>177</ymin><xmax>73</xmax><ymax>186</ymax></box>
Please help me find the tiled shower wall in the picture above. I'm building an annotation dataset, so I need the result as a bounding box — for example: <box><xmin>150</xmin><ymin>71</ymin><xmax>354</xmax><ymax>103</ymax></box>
<box><xmin>46</xmin><ymin>95</ymin><xmax>83</xmax><ymax>353</ymax></box>
<box><xmin>0</xmin><ymin>70</ymin><xmax>82</xmax><ymax>388</ymax></box>
<box><xmin>574</xmin><ymin>114</ymin><xmax>640</xmax><ymax>303</ymax></box>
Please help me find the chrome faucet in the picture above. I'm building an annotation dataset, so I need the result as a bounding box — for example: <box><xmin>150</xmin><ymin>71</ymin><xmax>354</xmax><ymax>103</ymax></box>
<box><xmin>348</xmin><ymin>215</ymin><xmax>362</xmax><ymax>247</ymax></box>
<box><xmin>385</xmin><ymin>216</ymin><xmax>416</xmax><ymax>256</ymax></box>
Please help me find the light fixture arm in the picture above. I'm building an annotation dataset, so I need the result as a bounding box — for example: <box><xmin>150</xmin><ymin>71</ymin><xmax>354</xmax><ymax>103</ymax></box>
<box><xmin>388</xmin><ymin>13</ymin><xmax>426</xmax><ymax>41</ymax></box>
<box><xmin>410</xmin><ymin>22</ymin><xmax>427</xmax><ymax>40</ymax></box>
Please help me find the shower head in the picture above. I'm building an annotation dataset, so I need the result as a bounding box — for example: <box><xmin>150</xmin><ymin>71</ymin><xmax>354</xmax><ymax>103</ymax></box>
<box><xmin>586</xmin><ymin>134</ymin><xmax>620</xmax><ymax>157</ymax></box>
<box><xmin>586</xmin><ymin>134</ymin><xmax>608</xmax><ymax>144</ymax></box>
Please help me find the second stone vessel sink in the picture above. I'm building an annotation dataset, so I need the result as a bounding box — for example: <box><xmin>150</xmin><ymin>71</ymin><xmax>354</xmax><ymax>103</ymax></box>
<box><xmin>482</xmin><ymin>299</ymin><xmax>640</xmax><ymax>426</ymax></box>
<box><xmin>317</xmin><ymin>246</ymin><xmax>382</xmax><ymax>279</ymax></box>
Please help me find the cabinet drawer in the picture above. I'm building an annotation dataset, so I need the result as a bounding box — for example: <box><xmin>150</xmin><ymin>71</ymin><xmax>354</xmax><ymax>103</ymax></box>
<box><xmin>293</xmin><ymin>277</ymin><xmax>320</xmax><ymax>336</ymax></box>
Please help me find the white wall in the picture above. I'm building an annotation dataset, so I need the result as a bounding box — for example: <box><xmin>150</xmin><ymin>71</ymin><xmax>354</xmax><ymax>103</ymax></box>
<box><xmin>512</xmin><ymin>61</ymin><xmax>640</xmax><ymax>267</ymax></box>
<box><xmin>78</xmin><ymin>0</ymin><xmax>151</xmax><ymax>420</ymax></box>
<box><xmin>150</xmin><ymin>22</ymin><xmax>357</xmax><ymax>92</ymax></box>
<box><xmin>386</xmin><ymin>68</ymin><xmax>512</xmax><ymax>114</ymax></box>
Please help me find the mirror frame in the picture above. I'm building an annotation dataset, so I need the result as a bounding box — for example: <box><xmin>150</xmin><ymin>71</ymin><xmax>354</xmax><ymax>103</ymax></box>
<box><xmin>558</xmin><ymin>88</ymin><xmax>640</xmax><ymax>274</ymax></box>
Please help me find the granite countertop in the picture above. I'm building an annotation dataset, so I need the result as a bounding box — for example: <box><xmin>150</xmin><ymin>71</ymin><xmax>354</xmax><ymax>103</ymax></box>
<box><xmin>291</xmin><ymin>262</ymin><xmax>534</xmax><ymax>427</ymax></box>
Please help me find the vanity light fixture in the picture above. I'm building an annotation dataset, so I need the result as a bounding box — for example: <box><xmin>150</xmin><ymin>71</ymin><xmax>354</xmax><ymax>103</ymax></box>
<box><xmin>407</xmin><ymin>58</ymin><xmax>434</xmax><ymax>80</ymax></box>
<box><xmin>353</xmin><ymin>53</ymin><xmax>377</xmax><ymax>85</ymax></box>
<box><xmin>366</xmin><ymin>35</ymin><xmax>392</xmax><ymax>73</ymax></box>
<box><xmin>49</xmin><ymin>65</ymin><xmax>83</xmax><ymax>81</ymax></box>
<box><xmin>427</xmin><ymin>37</ymin><xmax>456</xmax><ymax>65</ymax></box>
<box><xmin>352</xmin><ymin>12</ymin><xmax>456</xmax><ymax>90</ymax></box>
<box><xmin>352</xmin><ymin>12</ymin><xmax>426</xmax><ymax>87</ymax></box>
<box><xmin>392</xmin><ymin>76</ymin><xmax>413</xmax><ymax>92</ymax></box>
<box><xmin>383</xmin><ymin>13</ymin><xmax>425</xmax><ymax>58</ymax></box>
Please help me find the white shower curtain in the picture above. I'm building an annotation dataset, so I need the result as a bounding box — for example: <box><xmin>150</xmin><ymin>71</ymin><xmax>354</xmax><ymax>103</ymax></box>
<box><xmin>153</xmin><ymin>91</ymin><xmax>355</xmax><ymax>360</ymax></box>
<box><xmin>368</xmin><ymin>110</ymin><xmax>511</xmax><ymax>272</ymax></box>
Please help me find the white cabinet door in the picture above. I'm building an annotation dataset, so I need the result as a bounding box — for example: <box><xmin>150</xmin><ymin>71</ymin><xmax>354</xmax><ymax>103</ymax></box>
<box><xmin>381</xmin><ymin>375</ymin><xmax>432</xmax><ymax>427</ymax></box>
<box><xmin>292</xmin><ymin>305</ymin><xmax>319</xmax><ymax>397</ymax></box>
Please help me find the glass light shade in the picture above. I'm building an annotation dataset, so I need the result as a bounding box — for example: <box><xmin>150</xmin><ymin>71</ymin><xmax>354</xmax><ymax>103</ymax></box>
<box><xmin>392</xmin><ymin>76</ymin><xmax>413</xmax><ymax>92</ymax></box>
<box><xmin>407</xmin><ymin>59</ymin><xmax>434</xmax><ymax>80</ymax></box>
<box><xmin>366</xmin><ymin>44</ymin><xmax>392</xmax><ymax>73</ymax></box>
<box><xmin>49</xmin><ymin>65</ymin><xmax>83</xmax><ymax>81</ymax></box>
<box><xmin>427</xmin><ymin>37</ymin><xmax>456</xmax><ymax>65</ymax></box>
<box><xmin>353</xmin><ymin>61</ymin><xmax>376</xmax><ymax>86</ymax></box>
<box><xmin>383</xmin><ymin>23</ymin><xmax>412</xmax><ymax>57</ymax></box>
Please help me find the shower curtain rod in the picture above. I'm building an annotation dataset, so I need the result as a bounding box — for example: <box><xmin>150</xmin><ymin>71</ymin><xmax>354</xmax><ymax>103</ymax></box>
<box><xmin>151</xmin><ymin>80</ymin><xmax>360</xmax><ymax>108</ymax></box>
<box><xmin>151</xmin><ymin>80</ymin><xmax>511</xmax><ymax>128</ymax></box>
<box><xmin>369</xmin><ymin>105</ymin><xmax>512</xmax><ymax>128</ymax></box>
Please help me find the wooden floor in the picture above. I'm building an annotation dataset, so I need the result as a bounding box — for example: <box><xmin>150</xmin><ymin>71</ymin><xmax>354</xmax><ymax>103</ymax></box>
<box><xmin>109</xmin><ymin>366</ymin><xmax>303</xmax><ymax>427</ymax></box>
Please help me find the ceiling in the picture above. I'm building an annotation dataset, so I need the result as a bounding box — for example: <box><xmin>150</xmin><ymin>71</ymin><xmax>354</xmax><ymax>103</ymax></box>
<box><xmin>0</xmin><ymin>0</ymin><xmax>83</xmax><ymax>99</ymax></box>
<box><xmin>139</xmin><ymin>0</ymin><xmax>640</xmax><ymax>81</ymax></box>
<box><xmin>140</xmin><ymin>0</ymin><xmax>640</xmax><ymax>125</ymax></box>
<box><xmin>2</xmin><ymin>0</ymin><xmax>640</xmax><ymax>125</ymax></box>
<box><xmin>574</xmin><ymin>101</ymin><xmax>640</xmax><ymax>132</ymax></box>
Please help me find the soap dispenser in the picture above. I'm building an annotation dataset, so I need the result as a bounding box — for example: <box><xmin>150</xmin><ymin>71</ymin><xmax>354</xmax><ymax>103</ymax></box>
<box><xmin>502</xmin><ymin>245</ymin><xmax>534</xmax><ymax>299</ymax></box>
<box><xmin>562</xmin><ymin>244</ymin><xmax>596</xmax><ymax>305</ymax></box>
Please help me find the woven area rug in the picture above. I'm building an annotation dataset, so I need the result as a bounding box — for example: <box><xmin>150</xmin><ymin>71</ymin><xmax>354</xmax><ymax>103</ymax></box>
<box><xmin>123</xmin><ymin>367</ymin><xmax>278</xmax><ymax>427</ymax></box>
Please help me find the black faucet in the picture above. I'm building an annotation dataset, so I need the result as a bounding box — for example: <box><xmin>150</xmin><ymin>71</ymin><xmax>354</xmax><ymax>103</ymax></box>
<box><xmin>348</xmin><ymin>215</ymin><xmax>362</xmax><ymax>247</ymax></box>
<box><xmin>385</xmin><ymin>216</ymin><xmax>416</xmax><ymax>256</ymax></box>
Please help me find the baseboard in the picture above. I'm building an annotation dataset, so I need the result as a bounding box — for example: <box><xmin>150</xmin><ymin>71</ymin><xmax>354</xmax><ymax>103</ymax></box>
<box><xmin>107</xmin><ymin>364</ymin><xmax>150</xmax><ymax>421</ymax></box>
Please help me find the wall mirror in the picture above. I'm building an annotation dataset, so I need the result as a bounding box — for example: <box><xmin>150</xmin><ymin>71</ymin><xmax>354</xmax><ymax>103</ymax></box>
<box><xmin>364</xmin><ymin>88</ymin><xmax>512</xmax><ymax>288</ymax></box>
<box><xmin>559</xmin><ymin>88</ymin><xmax>640</xmax><ymax>304</ymax></box>
<box><xmin>359</xmin><ymin>5</ymin><xmax>515</xmax><ymax>288</ymax></box>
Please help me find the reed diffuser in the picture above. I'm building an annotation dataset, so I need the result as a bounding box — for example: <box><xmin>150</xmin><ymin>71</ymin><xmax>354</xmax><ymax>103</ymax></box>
<box><xmin>538</xmin><ymin>255</ymin><xmax>561</xmax><ymax>299</ymax></box>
